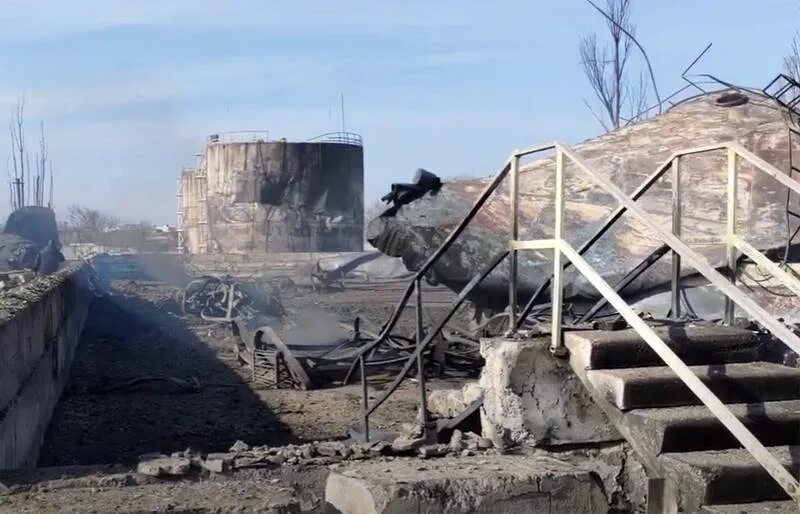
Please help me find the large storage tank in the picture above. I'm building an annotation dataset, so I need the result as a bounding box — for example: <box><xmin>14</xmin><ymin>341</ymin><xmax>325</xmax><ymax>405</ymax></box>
<box><xmin>180</xmin><ymin>132</ymin><xmax>364</xmax><ymax>254</ymax></box>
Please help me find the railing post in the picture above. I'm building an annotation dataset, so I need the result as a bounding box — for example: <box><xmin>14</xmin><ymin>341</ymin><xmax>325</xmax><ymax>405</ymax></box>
<box><xmin>508</xmin><ymin>153</ymin><xmax>520</xmax><ymax>331</ymax></box>
<box><xmin>359</xmin><ymin>354</ymin><xmax>369</xmax><ymax>443</ymax></box>
<box><xmin>415</xmin><ymin>278</ymin><xmax>430</xmax><ymax>438</ymax></box>
<box><xmin>724</xmin><ymin>148</ymin><xmax>737</xmax><ymax>325</ymax></box>
<box><xmin>670</xmin><ymin>156</ymin><xmax>682</xmax><ymax>318</ymax></box>
<box><xmin>550</xmin><ymin>148</ymin><xmax>566</xmax><ymax>355</ymax></box>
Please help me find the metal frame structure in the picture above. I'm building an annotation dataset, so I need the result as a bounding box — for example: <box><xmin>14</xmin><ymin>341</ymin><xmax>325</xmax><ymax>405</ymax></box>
<box><xmin>305</xmin><ymin>131</ymin><xmax>363</xmax><ymax>146</ymax></box>
<box><xmin>507</xmin><ymin>141</ymin><xmax>800</xmax><ymax>503</ymax></box>
<box><xmin>349</xmin><ymin>136</ymin><xmax>800</xmax><ymax>504</ymax></box>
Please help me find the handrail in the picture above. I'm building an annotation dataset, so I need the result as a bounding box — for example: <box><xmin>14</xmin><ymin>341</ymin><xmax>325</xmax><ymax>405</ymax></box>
<box><xmin>512</xmin><ymin>143</ymin><xmax>727</xmax><ymax>329</ymax></box>
<box><xmin>344</xmin><ymin>143</ymin><xmax>556</xmax><ymax>383</ymax></box>
<box><xmin>354</xmin><ymin>134</ymin><xmax>800</xmax><ymax>503</ymax></box>
<box><xmin>515</xmin><ymin>141</ymin><xmax>800</xmax><ymax>327</ymax></box>
<box><xmin>305</xmin><ymin>131</ymin><xmax>363</xmax><ymax>146</ymax></box>
<box><xmin>509</xmin><ymin>141</ymin><xmax>800</xmax><ymax>502</ymax></box>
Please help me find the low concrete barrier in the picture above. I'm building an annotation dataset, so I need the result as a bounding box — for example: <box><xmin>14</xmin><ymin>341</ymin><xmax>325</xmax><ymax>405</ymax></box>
<box><xmin>0</xmin><ymin>262</ymin><xmax>93</xmax><ymax>470</ymax></box>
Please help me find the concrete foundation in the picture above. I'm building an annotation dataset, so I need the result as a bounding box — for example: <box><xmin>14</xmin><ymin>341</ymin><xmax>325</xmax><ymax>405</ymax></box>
<box><xmin>324</xmin><ymin>454</ymin><xmax>607</xmax><ymax>514</ymax></box>
<box><xmin>479</xmin><ymin>337</ymin><xmax>619</xmax><ymax>447</ymax></box>
<box><xmin>0</xmin><ymin>263</ymin><xmax>93</xmax><ymax>470</ymax></box>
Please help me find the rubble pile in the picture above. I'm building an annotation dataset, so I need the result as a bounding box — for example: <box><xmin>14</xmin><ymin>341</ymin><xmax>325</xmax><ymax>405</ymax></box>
<box><xmin>136</xmin><ymin>430</ymin><xmax>494</xmax><ymax>478</ymax></box>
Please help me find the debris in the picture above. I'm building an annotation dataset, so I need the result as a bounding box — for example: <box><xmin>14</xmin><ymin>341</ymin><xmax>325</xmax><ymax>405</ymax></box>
<box><xmin>391</xmin><ymin>436</ymin><xmax>426</xmax><ymax>454</ymax></box>
<box><xmin>315</xmin><ymin>441</ymin><xmax>345</xmax><ymax>457</ymax></box>
<box><xmin>418</xmin><ymin>444</ymin><xmax>450</xmax><ymax>459</ymax></box>
<box><xmin>229</xmin><ymin>440</ymin><xmax>250</xmax><ymax>453</ymax></box>
<box><xmin>201</xmin><ymin>453</ymin><xmax>233</xmax><ymax>473</ymax></box>
<box><xmin>137</xmin><ymin>456</ymin><xmax>191</xmax><ymax>477</ymax></box>
<box><xmin>449</xmin><ymin>430</ymin><xmax>464</xmax><ymax>451</ymax></box>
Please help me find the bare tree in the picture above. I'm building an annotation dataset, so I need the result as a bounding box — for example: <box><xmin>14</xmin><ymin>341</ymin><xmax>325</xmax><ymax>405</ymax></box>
<box><xmin>9</xmin><ymin>100</ymin><xmax>27</xmax><ymax>209</ymax></box>
<box><xmin>67</xmin><ymin>205</ymin><xmax>119</xmax><ymax>242</ymax></box>
<box><xmin>785</xmin><ymin>32</ymin><xmax>800</xmax><ymax>82</ymax></box>
<box><xmin>7</xmin><ymin>100</ymin><xmax>51</xmax><ymax>210</ymax></box>
<box><xmin>579</xmin><ymin>0</ymin><xmax>649</xmax><ymax>130</ymax></box>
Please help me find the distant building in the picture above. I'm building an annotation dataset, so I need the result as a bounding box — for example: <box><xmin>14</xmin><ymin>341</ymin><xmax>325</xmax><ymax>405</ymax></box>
<box><xmin>178</xmin><ymin>131</ymin><xmax>364</xmax><ymax>254</ymax></box>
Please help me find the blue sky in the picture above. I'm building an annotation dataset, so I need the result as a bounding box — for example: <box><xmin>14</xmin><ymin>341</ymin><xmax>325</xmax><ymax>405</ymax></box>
<box><xmin>0</xmin><ymin>0</ymin><xmax>797</xmax><ymax>224</ymax></box>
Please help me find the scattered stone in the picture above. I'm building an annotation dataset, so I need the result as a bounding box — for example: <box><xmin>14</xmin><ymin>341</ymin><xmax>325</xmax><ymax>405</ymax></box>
<box><xmin>233</xmin><ymin>455</ymin><xmax>265</xmax><ymax>469</ymax></box>
<box><xmin>399</xmin><ymin>422</ymin><xmax>423</xmax><ymax>438</ymax></box>
<box><xmin>464</xmin><ymin>432</ymin><xmax>480</xmax><ymax>450</ymax></box>
<box><xmin>391</xmin><ymin>436</ymin><xmax>426</xmax><ymax>454</ymax></box>
<box><xmin>315</xmin><ymin>441</ymin><xmax>344</xmax><ymax>457</ymax></box>
<box><xmin>339</xmin><ymin>446</ymin><xmax>353</xmax><ymax>459</ymax></box>
<box><xmin>418</xmin><ymin>444</ymin><xmax>450</xmax><ymax>459</ymax></box>
<box><xmin>478</xmin><ymin>437</ymin><xmax>494</xmax><ymax>450</ymax></box>
<box><xmin>449</xmin><ymin>429</ymin><xmax>464</xmax><ymax>451</ymax></box>
<box><xmin>266</xmin><ymin>455</ymin><xmax>286</xmax><ymax>465</ymax></box>
<box><xmin>301</xmin><ymin>445</ymin><xmax>315</xmax><ymax>459</ymax></box>
<box><xmin>229</xmin><ymin>440</ymin><xmax>250</xmax><ymax>453</ymax></box>
<box><xmin>367</xmin><ymin>441</ymin><xmax>392</xmax><ymax>456</ymax></box>
<box><xmin>461</xmin><ymin>449</ymin><xmax>474</xmax><ymax>457</ymax></box>
<box><xmin>350</xmin><ymin>446</ymin><xmax>366</xmax><ymax>460</ymax></box>
<box><xmin>202</xmin><ymin>453</ymin><xmax>233</xmax><ymax>473</ymax></box>
<box><xmin>137</xmin><ymin>456</ymin><xmax>191</xmax><ymax>477</ymax></box>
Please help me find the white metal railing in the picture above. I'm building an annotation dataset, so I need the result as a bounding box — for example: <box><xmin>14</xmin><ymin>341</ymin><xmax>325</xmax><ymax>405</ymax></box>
<box><xmin>508</xmin><ymin>141</ymin><xmax>800</xmax><ymax>503</ymax></box>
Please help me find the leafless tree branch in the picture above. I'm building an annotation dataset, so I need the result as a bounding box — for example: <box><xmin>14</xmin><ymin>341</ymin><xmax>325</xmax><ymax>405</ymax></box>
<box><xmin>580</xmin><ymin>0</ymin><xmax>660</xmax><ymax>131</ymax></box>
<box><xmin>785</xmin><ymin>32</ymin><xmax>800</xmax><ymax>82</ymax></box>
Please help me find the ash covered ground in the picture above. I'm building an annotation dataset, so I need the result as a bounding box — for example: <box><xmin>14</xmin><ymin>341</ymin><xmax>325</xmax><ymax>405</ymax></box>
<box><xmin>1</xmin><ymin>275</ymin><xmax>472</xmax><ymax>513</ymax></box>
<box><xmin>39</xmin><ymin>279</ymin><xmax>465</xmax><ymax>465</ymax></box>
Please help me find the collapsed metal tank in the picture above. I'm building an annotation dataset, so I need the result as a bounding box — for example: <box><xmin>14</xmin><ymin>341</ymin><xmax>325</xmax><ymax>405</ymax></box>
<box><xmin>368</xmin><ymin>90</ymin><xmax>800</xmax><ymax>310</ymax></box>
<box><xmin>180</xmin><ymin>131</ymin><xmax>364</xmax><ymax>254</ymax></box>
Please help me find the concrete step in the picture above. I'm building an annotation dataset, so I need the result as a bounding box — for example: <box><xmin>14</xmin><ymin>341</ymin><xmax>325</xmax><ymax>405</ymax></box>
<box><xmin>565</xmin><ymin>325</ymin><xmax>760</xmax><ymax>370</ymax></box>
<box><xmin>701</xmin><ymin>500</ymin><xmax>799</xmax><ymax>513</ymax></box>
<box><xmin>324</xmin><ymin>454</ymin><xmax>608</xmax><ymax>513</ymax></box>
<box><xmin>624</xmin><ymin>400</ymin><xmax>800</xmax><ymax>455</ymax></box>
<box><xmin>588</xmin><ymin>362</ymin><xmax>800</xmax><ymax>410</ymax></box>
<box><xmin>661</xmin><ymin>445</ymin><xmax>800</xmax><ymax>508</ymax></box>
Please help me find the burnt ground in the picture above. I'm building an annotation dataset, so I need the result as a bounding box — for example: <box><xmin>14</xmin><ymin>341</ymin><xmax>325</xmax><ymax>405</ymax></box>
<box><xmin>7</xmin><ymin>278</ymin><xmax>470</xmax><ymax>512</ymax></box>
<box><xmin>39</xmin><ymin>279</ymin><xmax>464</xmax><ymax>466</ymax></box>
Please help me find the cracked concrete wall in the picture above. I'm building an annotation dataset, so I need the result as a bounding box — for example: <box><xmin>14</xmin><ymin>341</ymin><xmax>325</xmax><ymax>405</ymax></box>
<box><xmin>181</xmin><ymin>139</ymin><xmax>364</xmax><ymax>254</ymax></box>
<box><xmin>479</xmin><ymin>337</ymin><xmax>619</xmax><ymax>448</ymax></box>
<box><xmin>0</xmin><ymin>262</ymin><xmax>93</xmax><ymax>470</ymax></box>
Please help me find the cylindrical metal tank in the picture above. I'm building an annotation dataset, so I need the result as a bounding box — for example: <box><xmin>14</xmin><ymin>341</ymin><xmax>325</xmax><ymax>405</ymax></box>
<box><xmin>198</xmin><ymin>132</ymin><xmax>364</xmax><ymax>253</ymax></box>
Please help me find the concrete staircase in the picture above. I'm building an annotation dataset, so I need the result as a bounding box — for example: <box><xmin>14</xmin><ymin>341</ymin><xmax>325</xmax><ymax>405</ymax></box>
<box><xmin>565</xmin><ymin>324</ymin><xmax>800</xmax><ymax>512</ymax></box>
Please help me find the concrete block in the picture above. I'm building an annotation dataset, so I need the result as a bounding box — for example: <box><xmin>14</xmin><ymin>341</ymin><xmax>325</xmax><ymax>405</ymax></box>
<box><xmin>201</xmin><ymin>452</ymin><xmax>233</xmax><ymax>473</ymax></box>
<box><xmin>324</xmin><ymin>454</ymin><xmax>607</xmax><ymax>513</ymax></box>
<box><xmin>479</xmin><ymin>337</ymin><xmax>618</xmax><ymax>447</ymax></box>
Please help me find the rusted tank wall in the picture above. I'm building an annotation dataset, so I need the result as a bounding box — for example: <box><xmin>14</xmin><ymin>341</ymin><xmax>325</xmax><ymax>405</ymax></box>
<box><xmin>0</xmin><ymin>263</ymin><xmax>93</xmax><ymax>470</ymax></box>
<box><xmin>368</xmin><ymin>91</ymin><xmax>799</xmax><ymax>308</ymax></box>
<box><xmin>182</xmin><ymin>139</ymin><xmax>364</xmax><ymax>254</ymax></box>
<box><xmin>180</xmin><ymin>168</ymin><xmax>209</xmax><ymax>254</ymax></box>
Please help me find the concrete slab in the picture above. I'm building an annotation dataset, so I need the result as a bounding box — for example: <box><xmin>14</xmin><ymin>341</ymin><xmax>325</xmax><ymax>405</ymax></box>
<box><xmin>565</xmin><ymin>325</ymin><xmax>760</xmax><ymax>370</ymax></box>
<box><xmin>324</xmin><ymin>454</ymin><xmax>607</xmax><ymax>514</ymax></box>
<box><xmin>587</xmin><ymin>362</ymin><xmax>800</xmax><ymax>410</ymax></box>
<box><xmin>479</xmin><ymin>337</ymin><xmax>618</xmax><ymax>447</ymax></box>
